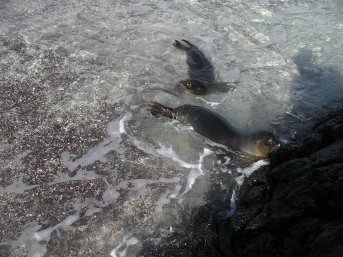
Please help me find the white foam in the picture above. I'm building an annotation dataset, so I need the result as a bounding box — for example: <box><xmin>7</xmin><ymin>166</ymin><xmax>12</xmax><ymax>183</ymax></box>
<box><xmin>176</xmin><ymin>148</ymin><xmax>214</xmax><ymax>204</ymax></box>
<box><xmin>143</xmin><ymin>146</ymin><xmax>214</xmax><ymax>206</ymax></box>
<box><xmin>61</xmin><ymin>113</ymin><xmax>131</xmax><ymax>173</ymax></box>
<box><xmin>130</xmin><ymin>136</ymin><xmax>159</xmax><ymax>157</ymax></box>
<box><xmin>155</xmin><ymin>184</ymin><xmax>182</xmax><ymax>213</ymax></box>
<box><xmin>167</xmin><ymin>120</ymin><xmax>194</xmax><ymax>132</ymax></box>
<box><xmin>156</xmin><ymin>144</ymin><xmax>213</xmax><ymax>173</ymax></box>
<box><xmin>84</xmin><ymin>207</ymin><xmax>102</xmax><ymax>217</ymax></box>
<box><xmin>119</xmin><ymin>112</ymin><xmax>132</xmax><ymax>134</ymax></box>
<box><xmin>286</xmin><ymin>106</ymin><xmax>305</xmax><ymax>121</ymax></box>
<box><xmin>183</xmin><ymin>169</ymin><xmax>201</xmax><ymax>195</ymax></box>
<box><xmin>226</xmin><ymin>189</ymin><xmax>237</xmax><ymax>217</ymax></box>
<box><xmin>50</xmin><ymin>169</ymin><xmax>102</xmax><ymax>185</ymax></box>
<box><xmin>101</xmin><ymin>179</ymin><xmax>121</xmax><ymax>204</ymax></box>
<box><xmin>205</xmin><ymin>139</ymin><xmax>238</xmax><ymax>154</ymax></box>
<box><xmin>34</xmin><ymin>214</ymin><xmax>79</xmax><ymax>241</ymax></box>
<box><xmin>237</xmin><ymin>159</ymin><xmax>269</xmax><ymax>178</ymax></box>
<box><xmin>230</xmin><ymin>159</ymin><xmax>270</xmax><ymax>216</ymax></box>
<box><xmin>0</xmin><ymin>176</ymin><xmax>38</xmax><ymax>193</ymax></box>
<box><xmin>13</xmin><ymin>214</ymin><xmax>79</xmax><ymax>257</ymax></box>
<box><xmin>159</xmin><ymin>227</ymin><xmax>172</xmax><ymax>238</ymax></box>
<box><xmin>195</xmin><ymin>97</ymin><xmax>221</xmax><ymax>107</ymax></box>
<box><xmin>222</xmin><ymin>156</ymin><xmax>231</xmax><ymax>166</ymax></box>
<box><xmin>110</xmin><ymin>177</ymin><xmax>181</xmax><ymax>199</ymax></box>
<box><xmin>217</xmin><ymin>156</ymin><xmax>232</xmax><ymax>174</ymax></box>
<box><xmin>15</xmin><ymin>176</ymin><xmax>181</xmax><ymax>257</ymax></box>
<box><xmin>197</xmin><ymin>148</ymin><xmax>212</xmax><ymax>174</ymax></box>
<box><xmin>235</xmin><ymin>175</ymin><xmax>245</xmax><ymax>187</ymax></box>
<box><xmin>9</xmin><ymin>222</ymin><xmax>45</xmax><ymax>257</ymax></box>
<box><xmin>54</xmin><ymin>111</ymin><xmax>210</xmax><ymax>212</ymax></box>
<box><xmin>156</xmin><ymin>144</ymin><xmax>198</xmax><ymax>169</ymax></box>
<box><xmin>110</xmin><ymin>234</ymin><xmax>140</xmax><ymax>257</ymax></box>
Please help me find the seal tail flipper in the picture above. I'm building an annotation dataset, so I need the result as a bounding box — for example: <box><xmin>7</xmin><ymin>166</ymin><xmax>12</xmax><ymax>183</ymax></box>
<box><xmin>172</xmin><ymin>40</ymin><xmax>190</xmax><ymax>51</ymax></box>
<box><xmin>181</xmin><ymin>39</ymin><xmax>196</xmax><ymax>48</ymax></box>
<box><xmin>149</xmin><ymin>101</ymin><xmax>176</xmax><ymax>119</ymax></box>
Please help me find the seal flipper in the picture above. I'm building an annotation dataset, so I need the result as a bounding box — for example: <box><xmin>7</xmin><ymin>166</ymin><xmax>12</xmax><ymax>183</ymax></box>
<box><xmin>181</xmin><ymin>39</ymin><xmax>196</xmax><ymax>48</ymax></box>
<box><xmin>172</xmin><ymin>40</ymin><xmax>190</xmax><ymax>51</ymax></box>
<box><xmin>172</xmin><ymin>39</ymin><xmax>197</xmax><ymax>50</ymax></box>
<box><xmin>149</xmin><ymin>101</ymin><xmax>176</xmax><ymax>119</ymax></box>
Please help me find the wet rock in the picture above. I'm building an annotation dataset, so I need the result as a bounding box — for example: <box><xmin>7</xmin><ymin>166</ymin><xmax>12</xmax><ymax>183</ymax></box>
<box><xmin>220</xmin><ymin>109</ymin><xmax>343</xmax><ymax>257</ymax></box>
<box><xmin>0</xmin><ymin>243</ymin><xmax>11</xmax><ymax>257</ymax></box>
<box><xmin>140</xmin><ymin>205</ymin><xmax>223</xmax><ymax>257</ymax></box>
<box><xmin>3</xmin><ymin>33</ymin><xmax>27</xmax><ymax>53</ymax></box>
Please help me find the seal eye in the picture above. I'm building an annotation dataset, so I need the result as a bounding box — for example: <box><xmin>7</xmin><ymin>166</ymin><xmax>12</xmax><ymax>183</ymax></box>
<box><xmin>265</xmin><ymin>138</ymin><xmax>274</xmax><ymax>147</ymax></box>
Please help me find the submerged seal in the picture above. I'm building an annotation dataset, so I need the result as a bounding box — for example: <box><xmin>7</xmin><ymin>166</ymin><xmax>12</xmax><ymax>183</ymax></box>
<box><xmin>178</xmin><ymin>79</ymin><xmax>207</xmax><ymax>95</ymax></box>
<box><xmin>150</xmin><ymin>102</ymin><xmax>280</xmax><ymax>158</ymax></box>
<box><xmin>173</xmin><ymin>39</ymin><xmax>232</xmax><ymax>95</ymax></box>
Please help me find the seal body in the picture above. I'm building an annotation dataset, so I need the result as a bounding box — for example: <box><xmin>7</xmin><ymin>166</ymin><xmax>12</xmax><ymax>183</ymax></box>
<box><xmin>150</xmin><ymin>102</ymin><xmax>280</xmax><ymax>157</ymax></box>
<box><xmin>175</xmin><ymin>104</ymin><xmax>240</xmax><ymax>148</ymax></box>
<box><xmin>173</xmin><ymin>39</ymin><xmax>233</xmax><ymax>95</ymax></box>
<box><xmin>173</xmin><ymin>39</ymin><xmax>215</xmax><ymax>83</ymax></box>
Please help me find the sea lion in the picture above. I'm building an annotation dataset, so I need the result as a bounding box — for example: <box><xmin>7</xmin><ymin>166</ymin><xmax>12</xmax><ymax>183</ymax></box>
<box><xmin>173</xmin><ymin>39</ymin><xmax>232</xmax><ymax>95</ymax></box>
<box><xmin>150</xmin><ymin>102</ymin><xmax>280</xmax><ymax>158</ymax></box>
<box><xmin>179</xmin><ymin>79</ymin><xmax>207</xmax><ymax>95</ymax></box>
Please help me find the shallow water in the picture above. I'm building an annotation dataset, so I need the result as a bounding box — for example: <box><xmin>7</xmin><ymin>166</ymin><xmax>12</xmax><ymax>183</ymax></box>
<box><xmin>0</xmin><ymin>0</ymin><xmax>342</xmax><ymax>256</ymax></box>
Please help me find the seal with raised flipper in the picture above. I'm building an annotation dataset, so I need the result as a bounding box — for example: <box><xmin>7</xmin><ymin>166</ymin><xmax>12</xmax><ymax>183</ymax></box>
<box><xmin>150</xmin><ymin>102</ymin><xmax>280</xmax><ymax>158</ymax></box>
<box><xmin>173</xmin><ymin>39</ymin><xmax>232</xmax><ymax>95</ymax></box>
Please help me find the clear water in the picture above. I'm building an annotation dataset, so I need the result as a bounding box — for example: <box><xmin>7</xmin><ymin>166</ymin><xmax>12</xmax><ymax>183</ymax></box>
<box><xmin>0</xmin><ymin>0</ymin><xmax>342</xmax><ymax>256</ymax></box>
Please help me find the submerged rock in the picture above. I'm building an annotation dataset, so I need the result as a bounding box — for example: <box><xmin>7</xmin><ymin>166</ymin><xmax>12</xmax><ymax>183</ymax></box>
<box><xmin>220</xmin><ymin>109</ymin><xmax>343</xmax><ymax>257</ymax></box>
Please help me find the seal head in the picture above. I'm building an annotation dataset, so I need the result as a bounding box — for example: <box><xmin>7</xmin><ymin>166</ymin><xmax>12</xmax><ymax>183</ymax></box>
<box><xmin>240</xmin><ymin>131</ymin><xmax>281</xmax><ymax>158</ymax></box>
<box><xmin>179</xmin><ymin>79</ymin><xmax>207</xmax><ymax>95</ymax></box>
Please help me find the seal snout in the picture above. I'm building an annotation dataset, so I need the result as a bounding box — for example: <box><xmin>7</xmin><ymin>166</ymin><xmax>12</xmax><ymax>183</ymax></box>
<box><xmin>245</xmin><ymin>131</ymin><xmax>282</xmax><ymax>158</ymax></box>
<box><xmin>179</xmin><ymin>80</ymin><xmax>191</xmax><ymax>89</ymax></box>
<box><xmin>265</xmin><ymin>134</ymin><xmax>282</xmax><ymax>156</ymax></box>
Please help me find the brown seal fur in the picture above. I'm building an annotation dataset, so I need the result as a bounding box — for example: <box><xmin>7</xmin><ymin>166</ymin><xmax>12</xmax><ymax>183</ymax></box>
<box><xmin>150</xmin><ymin>102</ymin><xmax>280</xmax><ymax>158</ymax></box>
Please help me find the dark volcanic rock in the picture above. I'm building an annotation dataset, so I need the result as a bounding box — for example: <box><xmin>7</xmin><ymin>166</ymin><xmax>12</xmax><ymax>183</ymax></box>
<box><xmin>220</xmin><ymin>110</ymin><xmax>343</xmax><ymax>257</ymax></box>
<box><xmin>138</xmin><ymin>110</ymin><xmax>343</xmax><ymax>257</ymax></box>
<box><xmin>141</xmin><ymin>205</ymin><xmax>222</xmax><ymax>257</ymax></box>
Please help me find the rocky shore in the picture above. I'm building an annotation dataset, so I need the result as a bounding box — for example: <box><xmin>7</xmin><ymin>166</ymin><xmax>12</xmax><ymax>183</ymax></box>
<box><xmin>142</xmin><ymin>109</ymin><xmax>343</xmax><ymax>257</ymax></box>
<box><xmin>220</xmin><ymin>109</ymin><xmax>343</xmax><ymax>257</ymax></box>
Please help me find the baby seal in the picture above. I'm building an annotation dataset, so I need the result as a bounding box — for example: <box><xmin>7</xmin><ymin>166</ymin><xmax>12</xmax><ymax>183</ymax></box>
<box><xmin>179</xmin><ymin>79</ymin><xmax>207</xmax><ymax>95</ymax></box>
<box><xmin>173</xmin><ymin>39</ymin><xmax>213</xmax><ymax>95</ymax></box>
<box><xmin>150</xmin><ymin>102</ymin><xmax>280</xmax><ymax>158</ymax></box>
<box><xmin>173</xmin><ymin>39</ymin><xmax>232</xmax><ymax>95</ymax></box>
